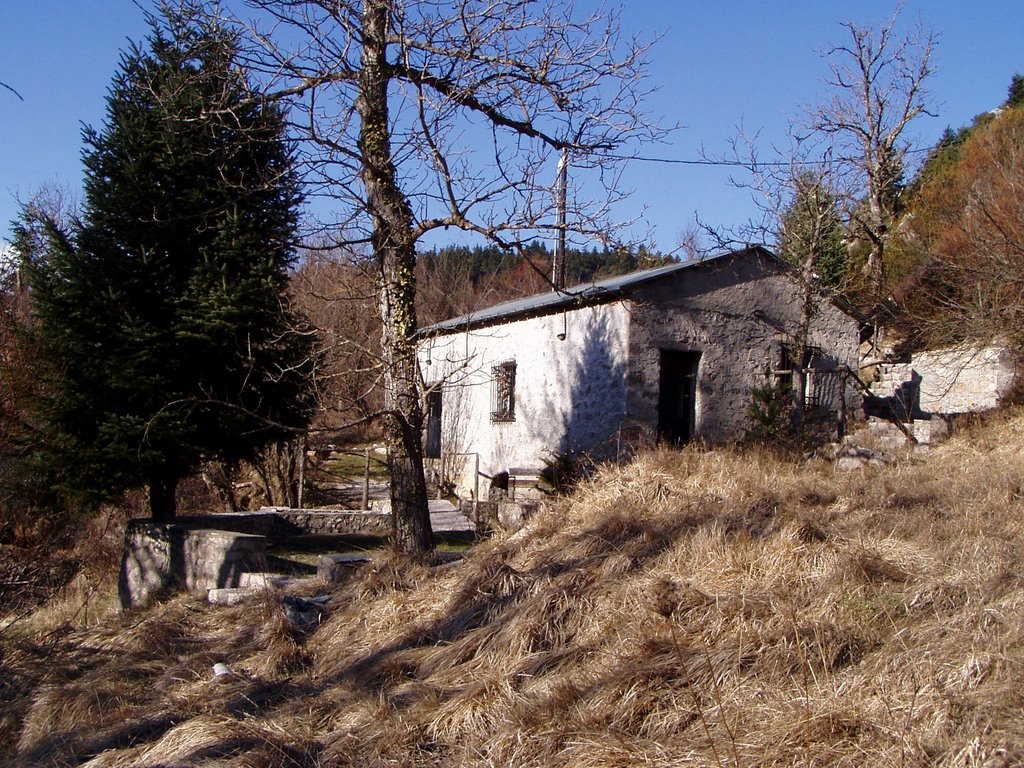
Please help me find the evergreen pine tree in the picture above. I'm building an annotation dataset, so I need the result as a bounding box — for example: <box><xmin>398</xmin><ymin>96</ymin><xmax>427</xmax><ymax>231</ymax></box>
<box><xmin>1005</xmin><ymin>74</ymin><xmax>1024</xmax><ymax>109</ymax></box>
<box><xmin>778</xmin><ymin>173</ymin><xmax>848</xmax><ymax>294</ymax></box>
<box><xmin>18</xmin><ymin>5</ymin><xmax>314</xmax><ymax>520</ymax></box>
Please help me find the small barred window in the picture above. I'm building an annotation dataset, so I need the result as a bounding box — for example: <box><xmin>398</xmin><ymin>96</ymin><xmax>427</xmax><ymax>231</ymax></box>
<box><xmin>491</xmin><ymin>360</ymin><xmax>516</xmax><ymax>422</ymax></box>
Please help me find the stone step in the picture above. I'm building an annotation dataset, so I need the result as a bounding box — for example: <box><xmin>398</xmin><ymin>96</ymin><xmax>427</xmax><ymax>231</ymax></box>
<box><xmin>238</xmin><ymin>572</ymin><xmax>295</xmax><ymax>590</ymax></box>
<box><xmin>208</xmin><ymin>587</ymin><xmax>260</xmax><ymax>606</ymax></box>
<box><xmin>208</xmin><ymin>574</ymin><xmax>322</xmax><ymax>605</ymax></box>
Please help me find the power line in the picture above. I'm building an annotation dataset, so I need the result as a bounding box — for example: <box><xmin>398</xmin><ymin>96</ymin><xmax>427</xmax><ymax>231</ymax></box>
<box><xmin>607</xmin><ymin>155</ymin><xmax>798</xmax><ymax>167</ymax></box>
<box><xmin>597</xmin><ymin>143</ymin><xmax>938</xmax><ymax>168</ymax></box>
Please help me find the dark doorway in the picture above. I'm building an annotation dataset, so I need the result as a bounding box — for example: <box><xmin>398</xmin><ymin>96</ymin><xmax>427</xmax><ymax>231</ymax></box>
<box><xmin>658</xmin><ymin>350</ymin><xmax>700</xmax><ymax>444</ymax></box>
<box><xmin>425</xmin><ymin>389</ymin><xmax>442</xmax><ymax>458</ymax></box>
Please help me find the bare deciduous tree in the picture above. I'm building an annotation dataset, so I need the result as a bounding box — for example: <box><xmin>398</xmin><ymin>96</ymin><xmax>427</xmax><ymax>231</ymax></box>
<box><xmin>226</xmin><ymin>0</ymin><xmax>663</xmax><ymax>555</ymax></box>
<box><xmin>807</xmin><ymin>13</ymin><xmax>935</xmax><ymax>302</ymax></box>
<box><xmin>717</xmin><ymin>128</ymin><xmax>851</xmax><ymax>427</ymax></box>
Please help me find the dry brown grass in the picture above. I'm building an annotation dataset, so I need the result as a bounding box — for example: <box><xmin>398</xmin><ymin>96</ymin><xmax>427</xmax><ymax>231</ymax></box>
<box><xmin>5</xmin><ymin>409</ymin><xmax>1024</xmax><ymax>766</ymax></box>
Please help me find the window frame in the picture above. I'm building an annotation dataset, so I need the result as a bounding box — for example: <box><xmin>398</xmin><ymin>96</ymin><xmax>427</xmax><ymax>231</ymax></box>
<box><xmin>490</xmin><ymin>360</ymin><xmax>517</xmax><ymax>423</ymax></box>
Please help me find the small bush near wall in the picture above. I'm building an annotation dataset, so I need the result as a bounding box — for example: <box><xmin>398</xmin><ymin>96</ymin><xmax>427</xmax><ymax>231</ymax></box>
<box><xmin>540</xmin><ymin>450</ymin><xmax>591</xmax><ymax>496</ymax></box>
<box><xmin>746</xmin><ymin>379</ymin><xmax>794</xmax><ymax>446</ymax></box>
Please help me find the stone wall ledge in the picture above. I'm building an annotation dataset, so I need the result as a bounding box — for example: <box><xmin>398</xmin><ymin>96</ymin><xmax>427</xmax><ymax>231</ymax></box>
<box><xmin>172</xmin><ymin>507</ymin><xmax>391</xmax><ymax>539</ymax></box>
<box><xmin>118</xmin><ymin>510</ymin><xmax>392</xmax><ymax>609</ymax></box>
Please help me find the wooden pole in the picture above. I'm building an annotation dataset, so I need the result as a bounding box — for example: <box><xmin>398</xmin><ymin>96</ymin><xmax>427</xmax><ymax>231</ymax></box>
<box><xmin>838</xmin><ymin>370</ymin><xmax>847</xmax><ymax>441</ymax></box>
<box><xmin>362</xmin><ymin>448</ymin><xmax>371</xmax><ymax>511</ymax></box>
<box><xmin>552</xmin><ymin>147</ymin><xmax>568</xmax><ymax>290</ymax></box>
<box><xmin>473</xmin><ymin>453</ymin><xmax>480</xmax><ymax>523</ymax></box>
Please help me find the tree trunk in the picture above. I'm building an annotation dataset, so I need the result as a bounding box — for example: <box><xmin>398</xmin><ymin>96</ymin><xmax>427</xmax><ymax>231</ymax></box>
<box><xmin>863</xmin><ymin>229</ymin><xmax>886</xmax><ymax>302</ymax></box>
<box><xmin>149</xmin><ymin>471</ymin><xmax>178</xmax><ymax>522</ymax></box>
<box><xmin>864</xmin><ymin>151</ymin><xmax>889</xmax><ymax>302</ymax></box>
<box><xmin>358</xmin><ymin>0</ymin><xmax>433</xmax><ymax>556</ymax></box>
<box><xmin>792</xmin><ymin>251</ymin><xmax>817</xmax><ymax>428</ymax></box>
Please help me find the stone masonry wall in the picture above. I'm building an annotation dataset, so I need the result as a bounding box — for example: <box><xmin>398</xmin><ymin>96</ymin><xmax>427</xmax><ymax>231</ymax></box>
<box><xmin>118</xmin><ymin>510</ymin><xmax>391</xmax><ymax>608</ymax></box>
<box><xmin>626</xmin><ymin>253</ymin><xmax>860</xmax><ymax>443</ymax></box>
<box><xmin>874</xmin><ymin>344</ymin><xmax>1017</xmax><ymax>414</ymax></box>
<box><xmin>173</xmin><ymin>508</ymin><xmax>391</xmax><ymax>540</ymax></box>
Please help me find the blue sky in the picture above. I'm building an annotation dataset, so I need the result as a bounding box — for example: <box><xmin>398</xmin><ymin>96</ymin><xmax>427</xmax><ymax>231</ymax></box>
<box><xmin>2</xmin><ymin>1</ymin><xmax>1022</xmax><ymax>255</ymax></box>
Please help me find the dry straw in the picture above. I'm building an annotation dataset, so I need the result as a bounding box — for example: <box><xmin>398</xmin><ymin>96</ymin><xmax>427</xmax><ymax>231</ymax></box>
<box><xmin>4</xmin><ymin>408</ymin><xmax>1024</xmax><ymax>766</ymax></box>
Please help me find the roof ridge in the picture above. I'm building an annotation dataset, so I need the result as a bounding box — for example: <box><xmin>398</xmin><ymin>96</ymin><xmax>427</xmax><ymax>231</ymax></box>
<box><xmin>418</xmin><ymin>245</ymin><xmax>773</xmax><ymax>337</ymax></box>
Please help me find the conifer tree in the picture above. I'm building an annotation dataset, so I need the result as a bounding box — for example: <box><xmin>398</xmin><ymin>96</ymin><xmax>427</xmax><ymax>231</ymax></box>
<box><xmin>779</xmin><ymin>173</ymin><xmax>848</xmax><ymax>294</ymax></box>
<box><xmin>1006</xmin><ymin>74</ymin><xmax>1024</xmax><ymax>109</ymax></box>
<box><xmin>18</xmin><ymin>4</ymin><xmax>314</xmax><ymax>520</ymax></box>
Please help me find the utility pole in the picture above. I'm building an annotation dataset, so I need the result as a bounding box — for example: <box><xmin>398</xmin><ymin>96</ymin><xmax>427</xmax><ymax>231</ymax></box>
<box><xmin>551</xmin><ymin>147</ymin><xmax>568</xmax><ymax>291</ymax></box>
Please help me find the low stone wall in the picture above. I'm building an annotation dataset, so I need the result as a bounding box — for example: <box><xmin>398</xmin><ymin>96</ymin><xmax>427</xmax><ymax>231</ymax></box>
<box><xmin>875</xmin><ymin>345</ymin><xmax>1017</xmax><ymax>415</ymax></box>
<box><xmin>278</xmin><ymin>509</ymin><xmax>390</xmax><ymax>536</ymax></box>
<box><xmin>173</xmin><ymin>507</ymin><xmax>391</xmax><ymax>540</ymax></box>
<box><xmin>119</xmin><ymin>523</ymin><xmax>268</xmax><ymax>609</ymax></box>
<box><xmin>118</xmin><ymin>509</ymin><xmax>400</xmax><ymax>608</ymax></box>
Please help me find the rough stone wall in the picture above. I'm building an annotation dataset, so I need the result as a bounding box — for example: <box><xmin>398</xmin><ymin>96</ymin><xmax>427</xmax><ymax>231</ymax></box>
<box><xmin>874</xmin><ymin>345</ymin><xmax>1017</xmax><ymax>414</ymax></box>
<box><xmin>626</xmin><ymin>253</ymin><xmax>860</xmax><ymax>443</ymax></box>
<box><xmin>418</xmin><ymin>302</ymin><xmax>631</xmax><ymax>496</ymax></box>
<box><xmin>173</xmin><ymin>509</ymin><xmax>392</xmax><ymax>539</ymax></box>
<box><xmin>278</xmin><ymin>510</ymin><xmax>390</xmax><ymax>536</ymax></box>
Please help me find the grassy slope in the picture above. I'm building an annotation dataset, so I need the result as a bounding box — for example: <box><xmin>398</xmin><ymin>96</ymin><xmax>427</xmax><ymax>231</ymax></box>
<box><xmin>4</xmin><ymin>411</ymin><xmax>1024</xmax><ymax>767</ymax></box>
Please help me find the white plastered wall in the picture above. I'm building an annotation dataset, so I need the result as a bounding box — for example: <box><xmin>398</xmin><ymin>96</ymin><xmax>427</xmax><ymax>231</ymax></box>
<box><xmin>418</xmin><ymin>301</ymin><xmax>631</xmax><ymax>497</ymax></box>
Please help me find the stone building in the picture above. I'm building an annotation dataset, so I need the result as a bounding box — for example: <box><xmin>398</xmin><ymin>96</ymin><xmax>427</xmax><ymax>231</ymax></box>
<box><xmin>416</xmin><ymin>246</ymin><xmax>860</xmax><ymax>497</ymax></box>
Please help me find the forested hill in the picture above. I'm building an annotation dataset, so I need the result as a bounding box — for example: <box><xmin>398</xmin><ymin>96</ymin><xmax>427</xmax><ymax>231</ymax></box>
<box><xmin>415</xmin><ymin>242</ymin><xmax>672</xmax><ymax>326</ymax></box>
<box><xmin>884</xmin><ymin>77</ymin><xmax>1024</xmax><ymax>351</ymax></box>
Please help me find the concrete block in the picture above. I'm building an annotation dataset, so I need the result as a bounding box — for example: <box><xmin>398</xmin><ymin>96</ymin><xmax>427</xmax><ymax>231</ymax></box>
<box><xmin>317</xmin><ymin>553</ymin><xmax>374</xmax><ymax>582</ymax></box>
<box><xmin>238</xmin><ymin>572</ymin><xmax>293</xmax><ymax>590</ymax></box>
<box><xmin>497</xmin><ymin>501</ymin><xmax>538</xmax><ymax>532</ymax></box>
<box><xmin>207</xmin><ymin>587</ymin><xmax>259</xmax><ymax>606</ymax></box>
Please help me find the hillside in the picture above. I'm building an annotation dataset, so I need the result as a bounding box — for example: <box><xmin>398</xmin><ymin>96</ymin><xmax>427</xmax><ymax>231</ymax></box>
<box><xmin>4</xmin><ymin>411</ymin><xmax>1024</xmax><ymax>766</ymax></box>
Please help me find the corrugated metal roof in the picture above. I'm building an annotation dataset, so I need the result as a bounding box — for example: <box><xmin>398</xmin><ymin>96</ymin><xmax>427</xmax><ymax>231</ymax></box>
<box><xmin>419</xmin><ymin>245</ymin><xmax>772</xmax><ymax>336</ymax></box>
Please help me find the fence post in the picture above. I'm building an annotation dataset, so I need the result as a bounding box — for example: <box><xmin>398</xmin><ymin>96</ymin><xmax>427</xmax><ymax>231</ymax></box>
<box><xmin>362</xmin><ymin>449</ymin><xmax>371</xmax><ymax>511</ymax></box>
<box><xmin>473</xmin><ymin>453</ymin><xmax>480</xmax><ymax>522</ymax></box>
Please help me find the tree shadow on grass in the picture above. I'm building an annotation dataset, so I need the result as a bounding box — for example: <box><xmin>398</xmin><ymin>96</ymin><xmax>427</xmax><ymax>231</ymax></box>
<box><xmin>321</xmin><ymin>507</ymin><xmax>708</xmax><ymax>695</ymax></box>
<box><xmin>14</xmin><ymin>713</ymin><xmax>180</xmax><ymax>768</ymax></box>
<box><xmin>9</xmin><ymin>491</ymin><xmax>728</xmax><ymax>767</ymax></box>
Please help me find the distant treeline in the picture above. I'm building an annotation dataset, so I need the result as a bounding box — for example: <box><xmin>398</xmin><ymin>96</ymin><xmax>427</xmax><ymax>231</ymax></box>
<box><xmin>417</xmin><ymin>241</ymin><xmax>673</xmax><ymax>289</ymax></box>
